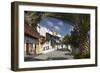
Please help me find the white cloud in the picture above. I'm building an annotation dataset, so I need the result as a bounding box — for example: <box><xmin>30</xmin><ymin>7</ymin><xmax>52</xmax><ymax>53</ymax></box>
<box><xmin>54</xmin><ymin>26</ymin><xmax>60</xmax><ymax>31</ymax></box>
<box><xmin>47</xmin><ymin>21</ymin><xmax>53</xmax><ymax>27</ymax></box>
<box><xmin>70</xmin><ymin>26</ymin><xmax>74</xmax><ymax>31</ymax></box>
<box><xmin>57</xmin><ymin>21</ymin><xmax>63</xmax><ymax>26</ymax></box>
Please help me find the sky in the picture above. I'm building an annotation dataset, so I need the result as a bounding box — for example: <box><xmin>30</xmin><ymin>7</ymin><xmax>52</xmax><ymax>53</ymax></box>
<box><xmin>39</xmin><ymin>17</ymin><xmax>73</xmax><ymax>37</ymax></box>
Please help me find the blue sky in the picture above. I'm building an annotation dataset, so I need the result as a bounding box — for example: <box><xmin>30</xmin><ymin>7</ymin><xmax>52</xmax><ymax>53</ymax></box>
<box><xmin>39</xmin><ymin>17</ymin><xmax>73</xmax><ymax>37</ymax></box>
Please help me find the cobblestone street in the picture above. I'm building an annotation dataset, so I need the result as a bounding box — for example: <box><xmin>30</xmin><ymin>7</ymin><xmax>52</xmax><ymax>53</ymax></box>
<box><xmin>25</xmin><ymin>49</ymin><xmax>74</xmax><ymax>61</ymax></box>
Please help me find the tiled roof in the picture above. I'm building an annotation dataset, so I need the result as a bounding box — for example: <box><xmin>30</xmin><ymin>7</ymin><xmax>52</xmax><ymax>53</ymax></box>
<box><xmin>24</xmin><ymin>24</ymin><xmax>40</xmax><ymax>39</ymax></box>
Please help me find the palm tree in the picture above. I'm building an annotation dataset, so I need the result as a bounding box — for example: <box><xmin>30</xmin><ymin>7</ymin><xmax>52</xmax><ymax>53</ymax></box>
<box><xmin>70</xmin><ymin>14</ymin><xmax>90</xmax><ymax>58</ymax></box>
<box><xmin>78</xmin><ymin>15</ymin><xmax>90</xmax><ymax>58</ymax></box>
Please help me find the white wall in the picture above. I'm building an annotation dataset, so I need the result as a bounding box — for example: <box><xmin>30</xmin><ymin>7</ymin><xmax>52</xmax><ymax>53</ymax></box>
<box><xmin>0</xmin><ymin>0</ymin><xmax>99</xmax><ymax>73</ymax></box>
<box><xmin>37</xmin><ymin>25</ymin><xmax>47</xmax><ymax>37</ymax></box>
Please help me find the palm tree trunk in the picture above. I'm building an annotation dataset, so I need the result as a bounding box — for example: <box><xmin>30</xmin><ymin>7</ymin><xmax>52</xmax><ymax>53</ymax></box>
<box><xmin>79</xmin><ymin>33</ymin><xmax>90</xmax><ymax>57</ymax></box>
<box><xmin>73</xmin><ymin>14</ymin><xmax>90</xmax><ymax>58</ymax></box>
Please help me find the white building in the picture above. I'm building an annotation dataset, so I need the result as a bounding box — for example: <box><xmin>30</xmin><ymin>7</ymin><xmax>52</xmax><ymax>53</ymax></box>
<box><xmin>37</xmin><ymin>24</ymin><xmax>61</xmax><ymax>54</ymax></box>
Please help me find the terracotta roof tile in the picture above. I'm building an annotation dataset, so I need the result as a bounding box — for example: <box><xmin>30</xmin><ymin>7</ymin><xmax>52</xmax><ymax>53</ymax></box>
<box><xmin>24</xmin><ymin>24</ymin><xmax>40</xmax><ymax>39</ymax></box>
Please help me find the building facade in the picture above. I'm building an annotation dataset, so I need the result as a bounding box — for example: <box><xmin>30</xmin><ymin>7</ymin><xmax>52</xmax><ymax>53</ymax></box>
<box><xmin>37</xmin><ymin>25</ymin><xmax>61</xmax><ymax>54</ymax></box>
